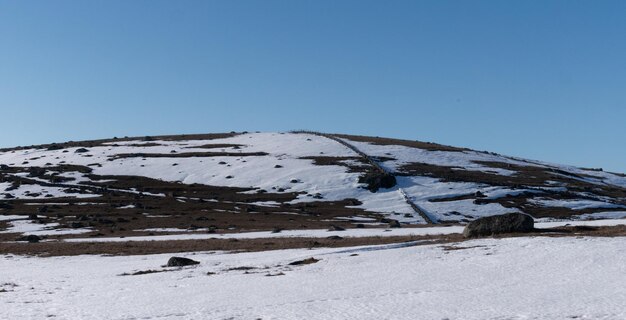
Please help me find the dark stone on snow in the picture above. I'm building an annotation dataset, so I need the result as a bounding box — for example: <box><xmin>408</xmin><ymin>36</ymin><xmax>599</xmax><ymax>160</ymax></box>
<box><xmin>166</xmin><ymin>257</ymin><xmax>200</xmax><ymax>267</ymax></box>
<box><xmin>463</xmin><ymin>213</ymin><xmax>534</xmax><ymax>238</ymax></box>
<box><xmin>358</xmin><ymin>171</ymin><xmax>397</xmax><ymax>192</ymax></box>
<box><xmin>75</xmin><ymin>148</ymin><xmax>89</xmax><ymax>153</ymax></box>
<box><xmin>328</xmin><ymin>225</ymin><xmax>345</xmax><ymax>231</ymax></box>
<box><xmin>288</xmin><ymin>257</ymin><xmax>319</xmax><ymax>265</ymax></box>
<box><xmin>388</xmin><ymin>219</ymin><xmax>401</xmax><ymax>228</ymax></box>
<box><xmin>473</xmin><ymin>198</ymin><xmax>489</xmax><ymax>205</ymax></box>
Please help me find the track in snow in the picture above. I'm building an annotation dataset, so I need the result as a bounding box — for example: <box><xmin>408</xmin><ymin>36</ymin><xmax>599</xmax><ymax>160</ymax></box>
<box><xmin>292</xmin><ymin>131</ymin><xmax>435</xmax><ymax>224</ymax></box>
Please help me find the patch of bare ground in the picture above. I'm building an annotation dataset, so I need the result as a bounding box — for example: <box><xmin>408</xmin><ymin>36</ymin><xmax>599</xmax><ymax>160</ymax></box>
<box><xmin>0</xmin><ymin>234</ymin><xmax>464</xmax><ymax>256</ymax></box>
<box><xmin>185</xmin><ymin>144</ymin><xmax>245</xmax><ymax>149</ymax></box>
<box><xmin>119</xmin><ymin>269</ymin><xmax>174</xmax><ymax>276</ymax></box>
<box><xmin>4</xmin><ymin>225</ymin><xmax>625</xmax><ymax>256</ymax></box>
<box><xmin>0</xmin><ymin>133</ymin><xmax>240</xmax><ymax>153</ymax></box>
<box><xmin>299</xmin><ymin>156</ymin><xmax>372</xmax><ymax>173</ymax></box>
<box><xmin>332</xmin><ymin>133</ymin><xmax>468</xmax><ymax>152</ymax></box>
<box><xmin>111</xmin><ymin>151</ymin><xmax>268</xmax><ymax>159</ymax></box>
<box><xmin>397</xmin><ymin>160</ymin><xmax>626</xmax><ymax>219</ymax></box>
<box><xmin>1</xmin><ymin>163</ymin><xmax>383</xmax><ymax>239</ymax></box>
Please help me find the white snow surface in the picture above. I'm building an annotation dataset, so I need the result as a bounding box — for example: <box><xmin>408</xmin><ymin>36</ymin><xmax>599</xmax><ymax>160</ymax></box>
<box><xmin>529</xmin><ymin>198</ymin><xmax>626</xmax><ymax>210</ymax></box>
<box><xmin>0</xmin><ymin>219</ymin><xmax>92</xmax><ymax>236</ymax></box>
<box><xmin>1</xmin><ymin>236</ymin><xmax>625</xmax><ymax>319</ymax></box>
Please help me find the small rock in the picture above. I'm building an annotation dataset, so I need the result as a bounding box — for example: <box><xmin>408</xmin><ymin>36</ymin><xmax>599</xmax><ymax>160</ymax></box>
<box><xmin>17</xmin><ymin>235</ymin><xmax>41</xmax><ymax>243</ymax></box>
<box><xmin>166</xmin><ymin>257</ymin><xmax>200</xmax><ymax>267</ymax></box>
<box><xmin>388</xmin><ymin>220</ymin><xmax>401</xmax><ymax>228</ymax></box>
<box><xmin>288</xmin><ymin>257</ymin><xmax>319</xmax><ymax>266</ymax></box>
<box><xmin>475</xmin><ymin>191</ymin><xmax>487</xmax><ymax>198</ymax></box>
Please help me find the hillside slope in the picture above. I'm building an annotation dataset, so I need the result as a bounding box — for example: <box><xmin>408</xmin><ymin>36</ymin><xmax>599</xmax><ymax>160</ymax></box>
<box><xmin>1</xmin><ymin>131</ymin><xmax>625</xmax><ymax>240</ymax></box>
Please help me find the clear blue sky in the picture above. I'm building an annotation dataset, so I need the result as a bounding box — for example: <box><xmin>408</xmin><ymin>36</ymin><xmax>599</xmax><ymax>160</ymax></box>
<box><xmin>1</xmin><ymin>1</ymin><xmax>625</xmax><ymax>172</ymax></box>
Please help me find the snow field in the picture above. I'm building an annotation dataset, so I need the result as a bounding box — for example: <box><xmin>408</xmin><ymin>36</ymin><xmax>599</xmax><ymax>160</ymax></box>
<box><xmin>1</xmin><ymin>236</ymin><xmax>625</xmax><ymax>319</ymax></box>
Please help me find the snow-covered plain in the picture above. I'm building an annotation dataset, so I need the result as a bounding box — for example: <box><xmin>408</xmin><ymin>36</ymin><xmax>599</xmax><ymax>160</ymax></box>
<box><xmin>2</xmin><ymin>236</ymin><xmax>625</xmax><ymax>320</ymax></box>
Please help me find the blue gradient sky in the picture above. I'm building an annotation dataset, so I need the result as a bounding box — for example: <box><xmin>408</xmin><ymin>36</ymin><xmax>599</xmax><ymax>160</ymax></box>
<box><xmin>1</xmin><ymin>1</ymin><xmax>625</xmax><ymax>172</ymax></box>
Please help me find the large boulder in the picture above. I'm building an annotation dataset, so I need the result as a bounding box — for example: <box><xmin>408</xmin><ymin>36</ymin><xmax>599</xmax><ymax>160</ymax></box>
<box><xmin>463</xmin><ymin>213</ymin><xmax>534</xmax><ymax>238</ymax></box>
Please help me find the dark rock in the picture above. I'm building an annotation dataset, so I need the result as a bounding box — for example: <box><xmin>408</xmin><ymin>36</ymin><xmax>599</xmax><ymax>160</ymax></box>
<box><xmin>388</xmin><ymin>219</ymin><xmax>401</xmax><ymax>228</ymax></box>
<box><xmin>288</xmin><ymin>257</ymin><xmax>319</xmax><ymax>265</ymax></box>
<box><xmin>475</xmin><ymin>191</ymin><xmax>487</xmax><ymax>198</ymax></box>
<box><xmin>290</xmin><ymin>179</ymin><xmax>299</xmax><ymax>183</ymax></box>
<box><xmin>75</xmin><ymin>148</ymin><xmax>89</xmax><ymax>153</ymax></box>
<box><xmin>358</xmin><ymin>171</ymin><xmax>397</xmax><ymax>192</ymax></box>
<box><xmin>38</xmin><ymin>206</ymin><xmax>48</xmax><ymax>213</ymax></box>
<box><xmin>473</xmin><ymin>198</ymin><xmax>489</xmax><ymax>205</ymax></box>
<box><xmin>166</xmin><ymin>257</ymin><xmax>200</xmax><ymax>267</ymax></box>
<box><xmin>70</xmin><ymin>222</ymin><xmax>84</xmax><ymax>228</ymax></box>
<box><xmin>463</xmin><ymin>213</ymin><xmax>534</xmax><ymax>238</ymax></box>
<box><xmin>274</xmin><ymin>165</ymin><xmax>283</xmax><ymax>168</ymax></box>
<box><xmin>0</xmin><ymin>164</ymin><xmax>9</xmax><ymax>170</ymax></box>
<box><xmin>17</xmin><ymin>235</ymin><xmax>41</xmax><ymax>243</ymax></box>
<box><xmin>326</xmin><ymin>235</ymin><xmax>343</xmax><ymax>240</ymax></box>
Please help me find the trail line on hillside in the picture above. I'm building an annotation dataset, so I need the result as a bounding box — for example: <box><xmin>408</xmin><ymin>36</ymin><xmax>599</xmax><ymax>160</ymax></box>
<box><xmin>292</xmin><ymin>131</ymin><xmax>435</xmax><ymax>224</ymax></box>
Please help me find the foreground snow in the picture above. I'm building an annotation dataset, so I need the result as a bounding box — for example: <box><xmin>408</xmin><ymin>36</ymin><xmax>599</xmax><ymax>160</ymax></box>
<box><xmin>1</xmin><ymin>236</ymin><xmax>625</xmax><ymax>319</ymax></box>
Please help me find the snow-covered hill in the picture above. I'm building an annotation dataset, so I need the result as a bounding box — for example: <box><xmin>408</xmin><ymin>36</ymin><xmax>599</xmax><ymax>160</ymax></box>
<box><xmin>1</xmin><ymin>131</ymin><xmax>625</xmax><ymax>239</ymax></box>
